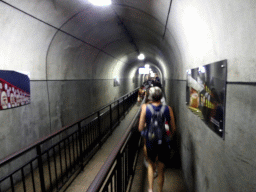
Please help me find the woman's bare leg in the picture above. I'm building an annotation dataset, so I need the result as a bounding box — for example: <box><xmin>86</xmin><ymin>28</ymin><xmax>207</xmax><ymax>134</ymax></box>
<box><xmin>147</xmin><ymin>158</ymin><xmax>156</xmax><ymax>191</ymax></box>
<box><xmin>157</xmin><ymin>161</ymin><xmax>165</xmax><ymax>192</ymax></box>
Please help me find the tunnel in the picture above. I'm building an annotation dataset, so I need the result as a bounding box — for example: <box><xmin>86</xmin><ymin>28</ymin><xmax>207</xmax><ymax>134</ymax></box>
<box><xmin>0</xmin><ymin>0</ymin><xmax>256</xmax><ymax>191</ymax></box>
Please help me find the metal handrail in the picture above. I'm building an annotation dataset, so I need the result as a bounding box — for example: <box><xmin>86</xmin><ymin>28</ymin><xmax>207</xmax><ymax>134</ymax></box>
<box><xmin>0</xmin><ymin>88</ymin><xmax>138</xmax><ymax>166</ymax></box>
<box><xmin>0</xmin><ymin>87</ymin><xmax>139</xmax><ymax>192</ymax></box>
<box><xmin>87</xmin><ymin>97</ymin><xmax>145</xmax><ymax>192</ymax></box>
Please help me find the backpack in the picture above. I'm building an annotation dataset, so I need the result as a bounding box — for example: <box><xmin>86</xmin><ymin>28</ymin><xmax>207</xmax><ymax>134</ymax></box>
<box><xmin>146</xmin><ymin>104</ymin><xmax>167</xmax><ymax>144</ymax></box>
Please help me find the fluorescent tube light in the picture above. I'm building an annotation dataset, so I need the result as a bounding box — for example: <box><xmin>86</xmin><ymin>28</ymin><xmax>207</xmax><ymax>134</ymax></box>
<box><xmin>89</xmin><ymin>0</ymin><xmax>111</xmax><ymax>6</ymax></box>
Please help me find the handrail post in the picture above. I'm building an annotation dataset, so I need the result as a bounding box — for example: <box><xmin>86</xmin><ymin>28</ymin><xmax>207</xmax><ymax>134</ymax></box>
<box><xmin>126</xmin><ymin>95</ymin><xmax>128</xmax><ymax>111</ymax></box>
<box><xmin>36</xmin><ymin>145</ymin><xmax>46</xmax><ymax>192</ymax></box>
<box><xmin>78</xmin><ymin>122</ymin><xmax>84</xmax><ymax>170</ymax></box>
<box><xmin>116</xmin><ymin>152</ymin><xmax>122</xmax><ymax>192</ymax></box>
<box><xmin>127</xmin><ymin>94</ymin><xmax>130</xmax><ymax>110</ymax></box>
<box><xmin>129</xmin><ymin>93</ymin><xmax>132</xmax><ymax>107</ymax></box>
<box><xmin>97</xmin><ymin>111</ymin><xmax>102</xmax><ymax>147</ymax></box>
<box><xmin>117</xmin><ymin>100</ymin><xmax>120</xmax><ymax>123</ymax></box>
<box><xmin>110</xmin><ymin>104</ymin><xmax>113</xmax><ymax>131</ymax></box>
<box><xmin>123</xmin><ymin>97</ymin><xmax>125</xmax><ymax>115</ymax></box>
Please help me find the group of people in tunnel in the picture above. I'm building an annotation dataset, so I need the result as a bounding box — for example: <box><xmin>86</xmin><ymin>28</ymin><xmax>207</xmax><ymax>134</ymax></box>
<box><xmin>137</xmin><ymin>80</ymin><xmax>176</xmax><ymax>192</ymax></box>
<box><xmin>137</xmin><ymin>76</ymin><xmax>161</xmax><ymax>103</ymax></box>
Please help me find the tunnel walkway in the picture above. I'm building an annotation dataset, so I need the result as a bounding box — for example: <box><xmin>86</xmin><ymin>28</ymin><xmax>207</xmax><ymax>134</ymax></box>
<box><xmin>64</xmin><ymin>103</ymin><xmax>141</xmax><ymax>191</ymax></box>
<box><xmin>130</xmin><ymin>143</ymin><xmax>186</xmax><ymax>192</ymax></box>
<box><xmin>64</xmin><ymin>102</ymin><xmax>187</xmax><ymax>192</ymax></box>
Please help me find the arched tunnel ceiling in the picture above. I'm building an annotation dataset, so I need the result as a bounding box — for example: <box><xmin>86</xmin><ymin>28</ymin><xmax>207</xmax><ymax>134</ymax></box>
<box><xmin>2</xmin><ymin>0</ymin><xmax>256</xmax><ymax>82</ymax></box>
<box><xmin>3</xmin><ymin>0</ymin><xmax>175</xmax><ymax>80</ymax></box>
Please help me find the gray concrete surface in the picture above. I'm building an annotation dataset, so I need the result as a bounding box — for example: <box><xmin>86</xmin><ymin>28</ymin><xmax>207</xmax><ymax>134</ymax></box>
<box><xmin>64</xmin><ymin>104</ymin><xmax>140</xmax><ymax>192</ymax></box>
<box><xmin>0</xmin><ymin>0</ymin><xmax>256</xmax><ymax>191</ymax></box>
<box><xmin>130</xmin><ymin>146</ymin><xmax>186</xmax><ymax>192</ymax></box>
<box><xmin>165</xmin><ymin>80</ymin><xmax>256</xmax><ymax>191</ymax></box>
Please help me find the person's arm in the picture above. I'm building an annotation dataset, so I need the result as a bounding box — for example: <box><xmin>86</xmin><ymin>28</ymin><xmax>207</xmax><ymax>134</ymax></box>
<box><xmin>168</xmin><ymin>106</ymin><xmax>176</xmax><ymax>135</ymax></box>
<box><xmin>138</xmin><ymin>104</ymin><xmax>147</xmax><ymax>132</ymax></box>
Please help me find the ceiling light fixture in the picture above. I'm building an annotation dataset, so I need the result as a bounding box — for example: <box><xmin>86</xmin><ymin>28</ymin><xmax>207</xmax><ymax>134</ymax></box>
<box><xmin>138</xmin><ymin>54</ymin><xmax>145</xmax><ymax>60</ymax></box>
<box><xmin>138</xmin><ymin>67</ymin><xmax>149</xmax><ymax>74</ymax></box>
<box><xmin>89</xmin><ymin>0</ymin><xmax>111</xmax><ymax>6</ymax></box>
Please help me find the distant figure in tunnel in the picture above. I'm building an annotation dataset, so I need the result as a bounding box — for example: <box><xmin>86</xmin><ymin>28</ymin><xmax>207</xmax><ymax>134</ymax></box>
<box><xmin>152</xmin><ymin>79</ymin><xmax>162</xmax><ymax>88</ymax></box>
<box><xmin>138</xmin><ymin>86</ymin><xmax>176</xmax><ymax>192</ymax></box>
<box><xmin>137</xmin><ymin>85</ymin><xmax>145</xmax><ymax>104</ymax></box>
<box><xmin>155</xmin><ymin>74</ymin><xmax>160</xmax><ymax>83</ymax></box>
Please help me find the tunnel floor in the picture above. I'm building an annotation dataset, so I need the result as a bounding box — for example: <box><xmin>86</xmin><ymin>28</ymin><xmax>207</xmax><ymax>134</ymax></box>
<box><xmin>64</xmin><ymin>104</ymin><xmax>141</xmax><ymax>191</ymax></box>
<box><xmin>130</xmin><ymin>144</ymin><xmax>187</xmax><ymax>192</ymax></box>
<box><xmin>64</xmin><ymin>103</ymin><xmax>187</xmax><ymax>192</ymax></box>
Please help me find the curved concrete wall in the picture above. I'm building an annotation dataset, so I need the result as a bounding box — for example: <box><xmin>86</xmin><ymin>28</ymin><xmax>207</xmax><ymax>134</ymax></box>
<box><xmin>165</xmin><ymin>0</ymin><xmax>256</xmax><ymax>191</ymax></box>
<box><xmin>0</xmin><ymin>0</ymin><xmax>255</xmax><ymax>191</ymax></box>
<box><xmin>0</xmin><ymin>2</ymin><xmax>144</xmax><ymax>158</ymax></box>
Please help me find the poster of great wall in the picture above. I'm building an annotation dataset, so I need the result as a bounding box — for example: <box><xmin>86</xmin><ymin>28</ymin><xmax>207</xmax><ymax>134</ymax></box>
<box><xmin>0</xmin><ymin>70</ymin><xmax>30</xmax><ymax>110</ymax></box>
<box><xmin>186</xmin><ymin>60</ymin><xmax>227</xmax><ymax>138</ymax></box>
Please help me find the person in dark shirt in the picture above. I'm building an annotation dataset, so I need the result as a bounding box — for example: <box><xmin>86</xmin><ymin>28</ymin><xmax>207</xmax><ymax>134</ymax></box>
<box><xmin>138</xmin><ymin>87</ymin><xmax>176</xmax><ymax>192</ymax></box>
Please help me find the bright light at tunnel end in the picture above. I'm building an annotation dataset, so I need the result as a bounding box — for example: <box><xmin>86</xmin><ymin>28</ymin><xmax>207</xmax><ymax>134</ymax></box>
<box><xmin>89</xmin><ymin>0</ymin><xmax>111</xmax><ymax>6</ymax></box>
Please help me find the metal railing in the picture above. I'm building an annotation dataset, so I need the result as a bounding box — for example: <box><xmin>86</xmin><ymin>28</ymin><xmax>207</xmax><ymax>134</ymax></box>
<box><xmin>87</xmin><ymin>98</ymin><xmax>144</xmax><ymax>192</ymax></box>
<box><xmin>0</xmin><ymin>88</ymin><xmax>139</xmax><ymax>192</ymax></box>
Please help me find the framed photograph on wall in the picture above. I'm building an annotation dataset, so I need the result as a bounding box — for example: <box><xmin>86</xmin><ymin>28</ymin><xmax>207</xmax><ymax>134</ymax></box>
<box><xmin>0</xmin><ymin>70</ymin><xmax>30</xmax><ymax>110</ymax></box>
<box><xmin>186</xmin><ymin>60</ymin><xmax>227</xmax><ymax>138</ymax></box>
<box><xmin>114</xmin><ymin>76</ymin><xmax>120</xmax><ymax>87</ymax></box>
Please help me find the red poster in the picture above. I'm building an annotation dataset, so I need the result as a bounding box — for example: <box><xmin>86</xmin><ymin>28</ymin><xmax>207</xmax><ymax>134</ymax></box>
<box><xmin>0</xmin><ymin>71</ymin><xmax>30</xmax><ymax>110</ymax></box>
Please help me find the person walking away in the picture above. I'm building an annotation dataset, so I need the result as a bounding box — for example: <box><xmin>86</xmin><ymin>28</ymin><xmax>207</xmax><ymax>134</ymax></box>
<box><xmin>137</xmin><ymin>85</ymin><xmax>145</xmax><ymax>104</ymax></box>
<box><xmin>138</xmin><ymin>86</ymin><xmax>176</xmax><ymax>192</ymax></box>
